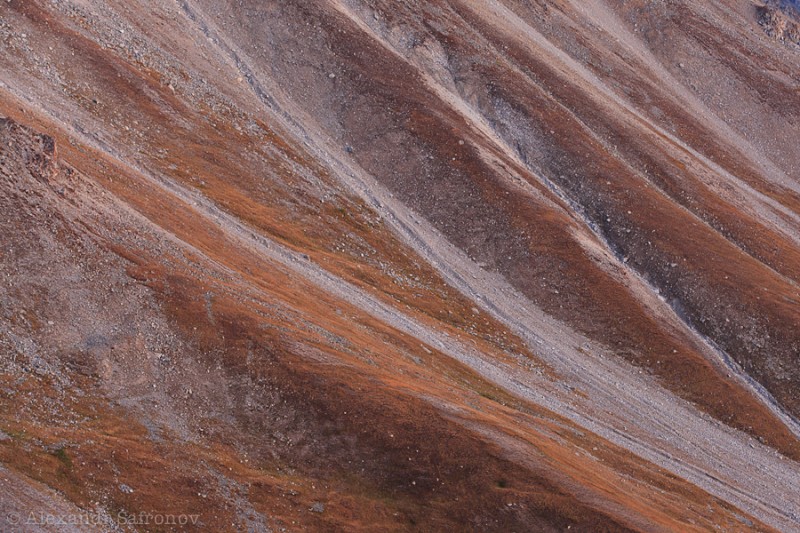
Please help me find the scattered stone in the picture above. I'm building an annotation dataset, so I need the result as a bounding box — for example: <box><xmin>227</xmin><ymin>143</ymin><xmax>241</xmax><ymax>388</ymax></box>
<box><xmin>119</xmin><ymin>484</ymin><xmax>135</xmax><ymax>494</ymax></box>
<box><xmin>310</xmin><ymin>502</ymin><xmax>325</xmax><ymax>513</ymax></box>
<box><xmin>758</xmin><ymin>3</ymin><xmax>800</xmax><ymax>45</ymax></box>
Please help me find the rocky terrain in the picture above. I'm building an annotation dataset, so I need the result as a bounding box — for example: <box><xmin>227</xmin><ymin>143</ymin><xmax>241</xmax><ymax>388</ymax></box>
<box><xmin>759</xmin><ymin>0</ymin><xmax>800</xmax><ymax>44</ymax></box>
<box><xmin>1</xmin><ymin>0</ymin><xmax>800</xmax><ymax>531</ymax></box>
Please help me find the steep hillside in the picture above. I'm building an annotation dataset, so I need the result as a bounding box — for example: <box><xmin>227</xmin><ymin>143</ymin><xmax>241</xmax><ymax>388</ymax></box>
<box><xmin>1</xmin><ymin>0</ymin><xmax>800</xmax><ymax>531</ymax></box>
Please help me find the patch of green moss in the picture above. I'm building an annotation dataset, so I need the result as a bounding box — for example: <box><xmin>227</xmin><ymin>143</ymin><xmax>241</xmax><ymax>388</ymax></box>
<box><xmin>51</xmin><ymin>446</ymin><xmax>73</xmax><ymax>470</ymax></box>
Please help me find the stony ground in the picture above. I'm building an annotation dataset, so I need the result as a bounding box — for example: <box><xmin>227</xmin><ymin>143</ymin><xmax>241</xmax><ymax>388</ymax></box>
<box><xmin>1</xmin><ymin>0</ymin><xmax>800</xmax><ymax>531</ymax></box>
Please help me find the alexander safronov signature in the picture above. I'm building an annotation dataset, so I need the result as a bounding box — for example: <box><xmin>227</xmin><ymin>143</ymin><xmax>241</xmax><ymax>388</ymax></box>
<box><xmin>5</xmin><ymin>511</ymin><xmax>201</xmax><ymax>527</ymax></box>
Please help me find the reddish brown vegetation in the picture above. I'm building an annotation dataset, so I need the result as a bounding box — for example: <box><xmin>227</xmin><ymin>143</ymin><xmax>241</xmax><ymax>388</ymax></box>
<box><xmin>2</xmin><ymin>0</ymin><xmax>800</xmax><ymax>531</ymax></box>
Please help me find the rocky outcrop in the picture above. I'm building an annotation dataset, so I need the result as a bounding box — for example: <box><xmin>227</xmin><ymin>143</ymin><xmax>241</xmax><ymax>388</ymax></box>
<box><xmin>0</xmin><ymin>118</ymin><xmax>57</xmax><ymax>184</ymax></box>
<box><xmin>758</xmin><ymin>1</ymin><xmax>800</xmax><ymax>45</ymax></box>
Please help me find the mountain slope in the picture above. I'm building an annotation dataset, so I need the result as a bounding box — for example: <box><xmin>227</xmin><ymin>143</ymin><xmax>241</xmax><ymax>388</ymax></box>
<box><xmin>1</xmin><ymin>0</ymin><xmax>800</xmax><ymax>531</ymax></box>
